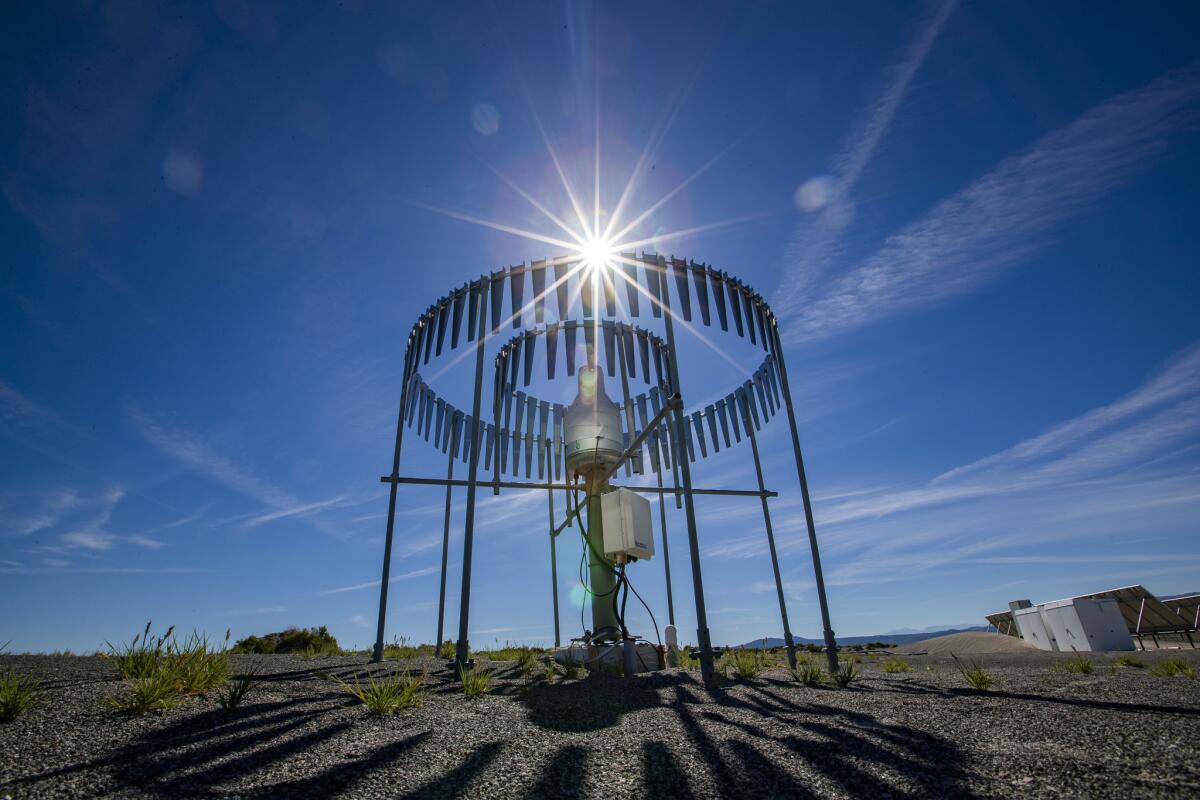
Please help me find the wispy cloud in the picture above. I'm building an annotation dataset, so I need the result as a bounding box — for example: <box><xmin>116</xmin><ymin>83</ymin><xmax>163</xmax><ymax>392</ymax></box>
<box><xmin>0</xmin><ymin>488</ymin><xmax>78</xmax><ymax>537</ymax></box>
<box><xmin>779</xmin><ymin>0</ymin><xmax>956</xmax><ymax>304</ymax></box>
<box><xmin>240</xmin><ymin>496</ymin><xmax>348</xmax><ymax>530</ymax></box>
<box><xmin>128</xmin><ymin>403</ymin><xmax>347</xmax><ymax>539</ymax></box>
<box><xmin>318</xmin><ymin>565</ymin><xmax>439</xmax><ymax>595</ymax></box>
<box><xmin>705</xmin><ymin>343</ymin><xmax>1200</xmax><ymax>591</ymax></box>
<box><xmin>785</xmin><ymin>64</ymin><xmax>1200</xmax><ymax>341</ymax></box>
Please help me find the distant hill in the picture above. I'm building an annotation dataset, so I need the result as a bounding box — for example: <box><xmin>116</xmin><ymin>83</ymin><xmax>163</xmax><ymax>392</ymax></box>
<box><xmin>736</xmin><ymin>626</ymin><xmax>988</xmax><ymax>649</ymax></box>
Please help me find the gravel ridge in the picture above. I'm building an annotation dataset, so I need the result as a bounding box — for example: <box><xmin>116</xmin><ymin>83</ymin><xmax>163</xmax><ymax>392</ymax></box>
<box><xmin>2</xmin><ymin>650</ymin><xmax>1198</xmax><ymax>798</ymax></box>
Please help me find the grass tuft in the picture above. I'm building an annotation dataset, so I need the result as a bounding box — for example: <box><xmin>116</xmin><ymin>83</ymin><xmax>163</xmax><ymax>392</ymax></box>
<box><xmin>0</xmin><ymin>669</ymin><xmax>39</xmax><ymax>722</ymax></box>
<box><xmin>721</xmin><ymin>648</ymin><xmax>766</xmax><ymax>680</ymax></box>
<box><xmin>1150</xmin><ymin>657</ymin><xmax>1195</xmax><ymax>679</ymax></box>
<box><xmin>792</xmin><ymin>663</ymin><xmax>823</xmax><ymax>686</ymax></box>
<box><xmin>335</xmin><ymin>670</ymin><xmax>424</xmax><ymax>715</ymax></box>
<box><xmin>952</xmin><ymin>655</ymin><xmax>993</xmax><ymax>690</ymax></box>
<box><xmin>830</xmin><ymin>662</ymin><xmax>858</xmax><ymax>689</ymax></box>
<box><xmin>881</xmin><ymin>657</ymin><xmax>911</xmax><ymax>674</ymax></box>
<box><xmin>219</xmin><ymin>672</ymin><xmax>258</xmax><ymax>712</ymax></box>
<box><xmin>459</xmin><ymin>665</ymin><xmax>492</xmax><ymax>699</ymax></box>
<box><xmin>1063</xmin><ymin>651</ymin><xmax>1094</xmax><ymax>675</ymax></box>
<box><xmin>1113</xmin><ymin>655</ymin><xmax>1144</xmax><ymax>669</ymax></box>
<box><xmin>104</xmin><ymin>624</ymin><xmax>230</xmax><ymax>714</ymax></box>
<box><xmin>560</xmin><ymin>660</ymin><xmax>583</xmax><ymax>680</ymax></box>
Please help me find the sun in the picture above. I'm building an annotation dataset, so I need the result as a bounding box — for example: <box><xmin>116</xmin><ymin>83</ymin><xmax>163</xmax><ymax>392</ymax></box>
<box><xmin>578</xmin><ymin>235</ymin><xmax>615</xmax><ymax>271</ymax></box>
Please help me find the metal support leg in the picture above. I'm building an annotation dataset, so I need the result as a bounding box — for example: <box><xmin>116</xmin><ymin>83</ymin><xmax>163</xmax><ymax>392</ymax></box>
<box><xmin>546</xmin><ymin>442</ymin><xmax>561</xmax><ymax>648</ymax></box>
<box><xmin>455</xmin><ymin>287</ymin><xmax>490</xmax><ymax>670</ymax></box>
<box><xmin>656</xmin><ymin>263</ymin><xmax>716</xmax><ymax>688</ymax></box>
<box><xmin>373</xmin><ymin>347</ymin><xmax>415</xmax><ymax>662</ymax></box>
<box><xmin>740</xmin><ymin>392</ymin><xmax>797</xmax><ymax>670</ymax></box>
<box><xmin>654</xmin><ymin>431</ymin><xmax>676</xmax><ymax>627</ymax></box>
<box><xmin>435</xmin><ymin>424</ymin><xmax>459</xmax><ymax>652</ymax></box>
<box><xmin>770</xmin><ymin>326</ymin><xmax>840</xmax><ymax>674</ymax></box>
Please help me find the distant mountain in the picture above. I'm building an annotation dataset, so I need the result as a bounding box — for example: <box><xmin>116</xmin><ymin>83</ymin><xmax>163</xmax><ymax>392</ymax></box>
<box><xmin>736</xmin><ymin>626</ymin><xmax>987</xmax><ymax>649</ymax></box>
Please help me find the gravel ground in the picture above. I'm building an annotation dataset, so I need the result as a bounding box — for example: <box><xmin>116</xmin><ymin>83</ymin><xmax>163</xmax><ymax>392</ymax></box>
<box><xmin>2</xmin><ymin>649</ymin><xmax>1198</xmax><ymax>799</ymax></box>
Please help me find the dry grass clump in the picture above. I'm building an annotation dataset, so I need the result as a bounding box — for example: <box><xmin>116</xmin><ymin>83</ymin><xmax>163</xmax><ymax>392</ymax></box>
<box><xmin>459</xmin><ymin>665</ymin><xmax>492</xmax><ymax>699</ymax></box>
<box><xmin>1150</xmin><ymin>657</ymin><xmax>1195</xmax><ymax>679</ymax></box>
<box><xmin>830</xmin><ymin>662</ymin><xmax>858</xmax><ymax>689</ymax></box>
<box><xmin>792</xmin><ymin>662</ymin><xmax>824</xmax><ymax>686</ymax></box>
<box><xmin>104</xmin><ymin>623</ymin><xmax>230</xmax><ymax>714</ymax></box>
<box><xmin>1112</xmin><ymin>655</ymin><xmax>1144</xmax><ymax>669</ymax></box>
<box><xmin>1062</xmin><ymin>651</ymin><xmax>1094</xmax><ymax>674</ymax></box>
<box><xmin>720</xmin><ymin>648</ymin><xmax>766</xmax><ymax>680</ymax></box>
<box><xmin>335</xmin><ymin>670</ymin><xmax>424</xmax><ymax>715</ymax></box>
<box><xmin>882</xmin><ymin>657</ymin><xmax>911</xmax><ymax>674</ymax></box>
<box><xmin>952</xmin><ymin>655</ymin><xmax>993</xmax><ymax>691</ymax></box>
<box><xmin>219</xmin><ymin>672</ymin><xmax>258</xmax><ymax>712</ymax></box>
<box><xmin>0</xmin><ymin>669</ymin><xmax>39</xmax><ymax>722</ymax></box>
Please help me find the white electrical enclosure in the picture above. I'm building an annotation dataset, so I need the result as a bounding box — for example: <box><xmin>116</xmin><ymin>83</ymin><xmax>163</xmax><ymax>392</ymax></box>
<box><xmin>600</xmin><ymin>488</ymin><xmax>654</xmax><ymax>560</ymax></box>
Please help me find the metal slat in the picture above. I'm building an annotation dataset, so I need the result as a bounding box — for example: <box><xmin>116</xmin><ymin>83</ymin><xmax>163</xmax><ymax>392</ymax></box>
<box><xmin>644</xmin><ymin>255</ymin><xmax>664</xmax><ymax>318</ymax></box>
<box><xmin>691</xmin><ymin>262</ymin><xmax>711</xmax><ymax>326</ymax></box>
<box><xmin>602</xmin><ymin>322</ymin><xmax>616</xmax><ymax>377</ymax></box>
<box><xmin>671</xmin><ymin>257</ymin><xmax>692</xmax><ymax>321</ymax></box>
<box><xmin>709</xmin><ymin>268</ymin><xmax>728</xmax><ymax>331</ymax></box>
<box><xmin>621</xmin><ymin>256</ymin><xmax>640</xmax><ymax>316</ymax></box>
<box><xmin>564</xmin><ymin>321</ymin><xmax>578</xmax><ymax>376</ymax></box>
<box><xmin>509</xmin><ymin>264</ymin><xmax>525</xmax><ymax>329</ymax></box>
<box><xmin>553</xmin><ymin>260</ymin><xmax>571</xmax><ymax>321</ymax></box>
<box><xmin>450</xmin><ymin>288</ymin><xmax>465</xmax><ymax>349</ymax></box>
<box><xmin>531</xmin><ymin>260</ymin><xmax>547</xmax><ymax>323</ymax></box>
<box><xmin>728</xmin><ymin>279</ymin><xmax>744</xmax><ymax>337</ymax></box>
<box><xmin>546</xmin><ymin>323</ymin><xmax>558</xmax><ymax>380</ymax></box>
<box><xmin>522</xmin><ymin>331</ymin><xmax>536</xmax><ymax>386</ymax></box>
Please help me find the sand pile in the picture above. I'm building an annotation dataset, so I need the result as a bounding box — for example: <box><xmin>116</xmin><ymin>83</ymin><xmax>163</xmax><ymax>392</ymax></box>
<box><xmin>896</xmin><ymin>630</ymin><xmax>1038</xmax><ymax>656</ymax></box>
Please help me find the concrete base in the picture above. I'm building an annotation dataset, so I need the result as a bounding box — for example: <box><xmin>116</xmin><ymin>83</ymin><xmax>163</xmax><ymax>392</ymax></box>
<box><xmin>554</xmin><ymin>640</ymin><xmax>663</xmax><ymax>674</ymax></box>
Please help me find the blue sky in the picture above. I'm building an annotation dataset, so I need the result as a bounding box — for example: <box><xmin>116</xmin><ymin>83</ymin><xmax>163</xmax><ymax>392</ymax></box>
<box><xmin>2</xmin><ymin>1</ymin><xmax>1199</xmax><ymax>653</ymax></box>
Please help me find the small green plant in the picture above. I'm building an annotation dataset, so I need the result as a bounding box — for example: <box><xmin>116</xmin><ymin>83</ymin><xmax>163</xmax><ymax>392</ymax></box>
<box><xmin>1063</xmin><ymin>651</ymin><xmax>1094</xmax><ymax>675</ymax></box>
<box><xmin>1113</xmin><ymin>655</ymin><xmax>1144</xmax><ymax>669</ymax></box>
<box><xmin>335</xmin><ymin>670</ymin><xmax>424</xmax><ymax>715</ymax></box>
<box><xmin>439</xmin><ymin>639</ymin><xmax>456</xmax><ymax>660</ymax></box>
<box><xmin>517</xmin><ymin>647</ymin><xmax>539</xmax><ymax>676</ymax></box>
<box><xmin>881</xmin><ymin>657</ymin><xmax>911</xmax><ymax>674</ymax></box>
<box><xmin>952</xmin><ymin>655</ymin><xmax>993</xmax><ymax>690</ymax></box>
<box><xmin>0</xmin><ymin>669</ymin><xmax>39</xmax><ymax>722</ymax></box>
<box><xmin>722</xmin><ymin>648</ymin><xmax>765</xmax><ymax>680</ymax></box>
<box><xmin>792</xmin><ymin>663</ymin><xmax>823</xmax><ymax>686</ymax></box>
<box><xmin>459</xmin><ymin>665</ymin><xmax>492</xmax><ymax>699</ymax></box>
<box><xmin>106</xmin><ymin>621</ymin><xmax>171</xmax><ymax>679</ymax></box>
<box><xmin>106</xmin><ymin>670</ymin><xmax>184</xmax><ymax>714</ymax></box>
<box><xmin>232</xmin><ymin>626</ymin><xmax>340</xmax><ymax>655</ymax></box>
<box><xmin>541</xmin><ymin>661</ymin><xmax>559</xmax><ymax>682</ymax></box>
<box><xmin>678</xmin><ymin>647</ymin><xmax>699</xmax><ymax>671</ymax></box>
<box><xmin>1150</xmin><ymin>657</ymin><xmax>1195</xmax><ymax>679</ymax></box>
<box><xmin>849</xmin><ymin>655</ymin><xmax>863</xmax><ymax>665</ymax></box>
<box><xmin>560</xmin><ymin>660</ymin><xmax>582</xmax><ymax>680</ymax></box>
<box><xmin>219</xmin><ymin>672</ymin><xmax>258</xmax><ymax>712</ymax></box>
<box><xmin>830</xmin><ymin>662</ymin><xmax>858</xmax><ymax>689</ymax></box>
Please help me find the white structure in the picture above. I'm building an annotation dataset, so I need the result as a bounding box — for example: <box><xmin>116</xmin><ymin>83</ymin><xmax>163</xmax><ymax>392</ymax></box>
<box><xmin>600</xmin><ymin>488</ymin><xmax>654</xmax><ymax>561</ymax></box>
<box><xmin>1009</xmin><ymin>597</ymin><xmax>1133</xmax><ymax>652</ymax></box>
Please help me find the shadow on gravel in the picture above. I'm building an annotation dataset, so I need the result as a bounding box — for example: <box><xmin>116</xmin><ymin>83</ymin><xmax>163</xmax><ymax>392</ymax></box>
<box><xmin>522</xmin><ymin>744</ymin><xmax>588</xmax><ymax>800</ymax></box>
<box><xmin>394</xmin><ymin>740</ymin><xmax>505</xmax><ymax>800</ymax></box>
<box><xmin>876</xmin><ymin>682</ymin><xmax>1200</xmax><ymax>717</ymax></box>
<box><xmin>519</xmin><ymin>671</ymin><xmax>692</xmax><ymax>732</ymax></box>
<box><xmin>671</xmin><ymin>685</ymin><xmax>974</xmax><ymax>799</ymax></box>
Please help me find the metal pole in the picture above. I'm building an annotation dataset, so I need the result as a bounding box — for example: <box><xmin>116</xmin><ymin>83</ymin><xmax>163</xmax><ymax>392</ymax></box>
<box><xmin>435</xmin><ymin>421</ymin><xmax>459</xmax><ymax>652</ymax></box>
<box><xmin>654</xmin><ymin>430</ymin><xmax>676</xmax><ymax>627</ymax></box>
<box><xmin>655</xmin><ymin>260</ymin><xmax>716</xmax><ymax>688</ymax></box>
<box><xmin>454</xmin><ymin>283</ymin><xmax>489</xmax><ymax>670</ymax></box>
<box><xmin>769</xmin><ymin>325</ymin><xmax>840</xmax><ymax>674</ymax></box>
<box><xmin>373</xmin><ymin>341</ymin><xmax>416</xmax><ymax>662</ymax></box>
<box><xmin>740</xmin><ymin>391</ymin><xmax>797</xmax><ymax>670</ymax></box>
<box><xmin>546</xmin><ymin>441</ymin><xmax>561</xmax><ymax>648</ymax></box>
